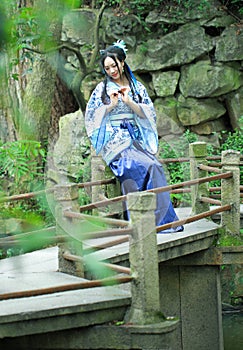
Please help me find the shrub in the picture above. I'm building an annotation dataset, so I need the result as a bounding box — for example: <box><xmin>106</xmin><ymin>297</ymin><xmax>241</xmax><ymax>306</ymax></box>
<box><xmin>0</xmin><ymin>140</ymin><xmax>46</xmax><ymax>194</ymax></box>
<box><xmin>159</xmin><ymin>123</ymin><xmax>243</xmax><ymax>206</ymax></box>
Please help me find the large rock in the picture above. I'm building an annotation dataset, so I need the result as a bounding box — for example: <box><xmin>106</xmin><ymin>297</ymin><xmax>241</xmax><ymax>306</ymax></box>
<box><xmin>152</xmin><ymin>71</ymin><xmax>180</xmax><ymax>97</ymax></box>
<box><xmin>191</xmin><ymin>117</ymin><xmax>228</xmax><ymax>135</ymax></box>
<box><xmin>215</xmin><ymin>26</ymin><xmax>243</xmax><ymax>62</ymax></box>
<box><xmin>62</xmin><ymin>9</ymin><xmax>96</xmax><ymax>46</ymax></box>
<box><xmin>179</xmin><ymin>61</ymin><xmax>242</xmax><ymax>98</ymax></box>
<box><xmin>177</xmin><ymin>95</ymin><xmax>226</xmax><ymax>125</ymax></box>
<box><xmin>154</xmin><ymin>97</ymin><xmax>184</xmax><ymax>136</ymax></box>
<box><xmin>53</xmin><ymin>110</ymin><xmax>90</xmax><ymax>180</ymax></box>
<box><xmin>203</xmin><ymin>15</ymin><xmax>236</xmax><ymax>28</ymax></box>
<box><xmin>59</xmin><ymin>6</ymin><xmax>242</xmax><ymax>149</ymax></box>
<box><xmin>225</xmin><ymin>86</ymin><xmax>243</xmax><ymax>129</ymax></box>
<box><xmin>146</xmin><ymin>0</ymin><xmax>222</xmax><ymax>25</ymax></box>
<box><xmin>127</xmin><ymin>23</ymin><xmax>214</xmax><ymax>71</ymax></box>
<box><xmin>198</xmin><ymin>133</ymin><xmax>221</xmax><ymax>149</ymax></box>
<box><xmin>101</xmin><ymin>11</ymin><xmax>140</xmax><ymax>47</ymax></box>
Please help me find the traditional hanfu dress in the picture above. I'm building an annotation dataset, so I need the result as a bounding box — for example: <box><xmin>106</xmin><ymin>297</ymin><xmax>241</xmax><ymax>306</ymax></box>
<box><xmin>85</xmin><ymin>79</ymin><xmax>183</xmax><ymax>233</ymax></box>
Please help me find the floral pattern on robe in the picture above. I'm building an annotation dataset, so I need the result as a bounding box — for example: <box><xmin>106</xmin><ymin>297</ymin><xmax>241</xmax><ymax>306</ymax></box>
<box><xmin>85</xmin><ymin>79</ymin><xmax>158</xmax><ymax>165</ymax></box>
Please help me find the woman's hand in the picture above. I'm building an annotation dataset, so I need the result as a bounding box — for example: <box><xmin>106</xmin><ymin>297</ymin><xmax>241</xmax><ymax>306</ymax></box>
<box><xmin>106</xmin><ymin>91</ymin><xmax>119</xmax><ymax>113</ymax></box>
<box><xmin>120</xmin><ymin>86</ymin><xmax>145</xmax><ymax>118</ymax></box>
<box><xmin>110</xmin><ymin>91</ymin><xmax>119</xmax><ymax>105</ymax></box>
<box><xmin>119</xmin><ymin>87</ymin><xmax>131</xmax><ymax>104</ymax></box>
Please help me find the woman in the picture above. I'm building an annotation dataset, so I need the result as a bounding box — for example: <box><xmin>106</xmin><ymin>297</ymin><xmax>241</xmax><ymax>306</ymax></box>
<box><xmin>85</xmin><ymin>40</ymin><xmax>183</xmax><ymax>233</ymax></box>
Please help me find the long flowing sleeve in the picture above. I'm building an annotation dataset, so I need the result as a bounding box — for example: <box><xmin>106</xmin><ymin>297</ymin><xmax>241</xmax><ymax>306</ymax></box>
<box><xmin>84</xmin><ymin>82</ymin><xmax>110</xmax><ymax>154</ymax></box>
<box><xmin>135</xmin><ymin>81</ymin><xmax>158</xmax><ymax>155</ymax></box>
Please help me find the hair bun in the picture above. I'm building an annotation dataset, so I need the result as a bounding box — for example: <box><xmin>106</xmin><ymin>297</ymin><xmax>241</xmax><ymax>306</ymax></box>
<box><xmin>113</xmin><ymin>39</ymin><xmax>127</xmax><ymax>55</ymax></box>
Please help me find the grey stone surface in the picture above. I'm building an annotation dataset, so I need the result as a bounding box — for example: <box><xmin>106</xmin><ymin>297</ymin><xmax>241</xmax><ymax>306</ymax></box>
<box><xmin>221</xmin><ymin>150</ymin><xmax>241</xmax><ymax>236</ymax></box>
<box><xmin>177</xmin><ymin>94</ymin><xmax>226</xmax><ymax>126</ymax></box>
<box><xmin>225</xmin><ymin>86</ymin><xmax>243</xmax><ymax>129</ymax></box>
<box><xmin>84</xmin><ymin>214</ymin><xmax>220</xmax><ymax>264</ymax></box>
<box><xmin>126</xmin><ymin>192</ymin><xmax>161</xmax><ymax>325</ymax></box>
<box><xmin>62</xmin><ymin>9</ymin><xmax>96</xmax><ymax>46</ymax></box>
<box><xmin>215</xmin><ymin>26</ymin><xmax>243</xmax><ymax>62</ymax></box>
<box><xmin>159</xmin><ymin>264</ymin><xmax>224</xmax><ymax>350</ymax></box>
<box><xmin>50</xmin><ymin>3</ymin><xmax>243</xmax><ymax>186</ymax></box>
<box><xmin>127</xmin><ymin>24</ymin><xmax>214</xmax><ymax>72</ymax></box>
<box><xmin>179</xmin><ymin>61</ymin><xmax>242</xmax><ymax>98</ymax></box>
<box><xmin>52</xmin><ymin>109</ymin><xmax>89</xmax><ymax>181</ymax></box>
<box><xmin>146</xmin><ymin>0</ymin><xmax>222</xmax><ymax>24</ymax></box>
<box><xmin>0</xmin><ymin>246</ymin><xmax>131</xmax><ymax>338</ymax></box>
<box><xmin>0</xmin><ymin>205</ymin><xmax>242</xmax><ymax>348</ymax></box>
<box><xmin>152</xmin><ymin>71</ymin><xmax>180</xmax><ymax>97</ymax></box>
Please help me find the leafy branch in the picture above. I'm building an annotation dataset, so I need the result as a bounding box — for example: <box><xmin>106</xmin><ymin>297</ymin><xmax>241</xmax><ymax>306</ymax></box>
<box><xmin>20</xmin><ymin>2</ymin><xmax>107</xmax><ymax>110</ymax></box>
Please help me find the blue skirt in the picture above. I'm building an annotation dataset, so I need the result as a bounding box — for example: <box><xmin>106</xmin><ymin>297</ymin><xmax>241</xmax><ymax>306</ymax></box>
<box><xmin>109</xmin><ymin>147</ymin><xmax>183</xmax><ymax>233</ymax></box>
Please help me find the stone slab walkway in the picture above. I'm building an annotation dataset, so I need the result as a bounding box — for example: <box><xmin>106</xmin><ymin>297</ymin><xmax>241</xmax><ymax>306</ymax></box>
<box><xmin>0</xmin><ymin>206</ymin><xmax>238</xmax><ymax>339</ymax></box>
<box><xmin>0</xmin><ymin>207</ymin><xmax>220</xmax><ymax>297</ymax></box>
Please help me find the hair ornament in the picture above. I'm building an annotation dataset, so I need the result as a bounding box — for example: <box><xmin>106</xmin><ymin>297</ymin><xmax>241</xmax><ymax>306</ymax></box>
<box><xmin>113</xmin><ymin>39</ymin><xmax>127</xmax><ymax>55</ymax></box>
<box><xmin>99</xmin><ymin>49</ymin><xmax>106</xmax><ymax>55</ymax></box>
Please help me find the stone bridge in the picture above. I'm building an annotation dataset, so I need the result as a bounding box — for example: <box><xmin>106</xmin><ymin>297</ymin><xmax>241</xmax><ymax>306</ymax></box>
<box><xmin>0</xmin><ymin>143</ymin><xmax>242</xmax><ymax>350</ymax></box>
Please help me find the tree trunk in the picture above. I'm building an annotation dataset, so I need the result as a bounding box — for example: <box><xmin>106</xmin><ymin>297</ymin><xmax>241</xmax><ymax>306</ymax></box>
<box><xmin>19</xmin><ymin>56</ymin><xmax>56</xmax><ymax>143</ymax></box>
<box><xmin>0</xmin><ymin>54</ymin><xmax>18</xmax><ymax>142</ymax></box>
<box><xmin>18</xmin><ymin>0</ymin><xmax>65</xmax><ymax>145</ymax></box>
<box><xmin>50</xmin><ymin>75</ymin><xmax>78</xmax><ymax>150</ymax></box>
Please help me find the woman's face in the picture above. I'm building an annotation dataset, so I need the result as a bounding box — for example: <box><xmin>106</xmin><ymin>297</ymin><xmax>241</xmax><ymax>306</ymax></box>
<box><xmin>104</xmin><ymin>56</ymin><xmax>124</xmax><ymax>81</ymax></box>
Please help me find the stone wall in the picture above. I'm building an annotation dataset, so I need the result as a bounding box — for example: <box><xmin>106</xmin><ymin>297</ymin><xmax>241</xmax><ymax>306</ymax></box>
<box><xmin>61</xmin><ymin>1</ymin><xmax>243</xmax><ymax>148</ymax></box>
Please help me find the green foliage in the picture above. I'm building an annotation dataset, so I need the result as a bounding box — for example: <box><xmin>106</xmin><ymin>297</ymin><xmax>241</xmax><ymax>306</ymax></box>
<box><xmin>0</xmin><ymin>140</ymin><xmax>55</xmax><ymax>257</ymax></box>
<box><xmin>74</xmin><ymin>145</ymin><xmax>92</xmax><ymax>208</ymax></box>
<box><xmin>1</xmin><ymin>0</ymin><xmax>82</xmax><ymax>78</ymax></box>
<box><xmin>77</xmin><ymin>187</ymin><xmax>91</xmax><ymax>209</ymax></box>
<box><xmin>159</xmin><ymin>130</ymin><xmax>198</xmax><ymax>206</ymax></box>
<box><xmin>209</xmin><ymin>118</ymin><xmax>243</xmax><ymax>185</ymax></box>
<box><xmin>94</xmin><ymin>0</ymin><xmax>242</xmax><ymax>19</ymax></box>
<box><xmin>0</xmin><ymin>140</ymin><xmax>46</xmax><ymax>193</ymax></box>
<box><xmin>1</xmin><ymin>2</ymin><xmax>39</xmax><ymax>78</ymax></box>
<box><xmin>127</xmin><ymin>0</ymin><xmax>210</xmax><ymax>14</ymax></box>
<box><xmin>0</xmin><ymin>202</ymin><xmax>53</xmax><ymax>259</ymax></box>
<box><xmin>2</xmin><ymin>0</ymin><xmax>242</xmax><ymax>80</ymax></box>
<box><xmin>218</xmin><ymin>233</ymin><xmax>243</xmax><ymax>247</ymax></box>
<box><xmin>97</xmin><ymin>0</ymin><xmax>120</xmax><ymax>6</ymax></box>
<box><xmin>220</xmin><ymin>129</ymin><xmax>243</xmax><ymax>153</ymax></box>
<box><xmin>159</xmin><ymin>123</ymin><xmax>243</xmax><ymax>207</ymax></box>
<box><xmin>221</xmin><ymin>0</ymin><xmax>243</xmax><ymax>16</ymax></box>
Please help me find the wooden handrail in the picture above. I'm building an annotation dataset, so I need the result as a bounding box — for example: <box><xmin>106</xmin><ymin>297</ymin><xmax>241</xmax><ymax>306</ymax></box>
<box><xmin>63</xmin><ymin>252</ymin><xmax>131</xmax><ymax>275</ymax></box>
<box><xmin>156</xmin><ymin>204</ymin><xmax>232</xmax><ymax>232</ymax></box>
<box><xmin>198</xmin><ymin>164</ymin><xmax>222</xmax><ymax>173</ymax></box>
<box><xmin>63</xmin><ymin>210</ymin><xmax>130</xmax><ymax>227</ymax></box>
<box><xmin>200</xmin><ymin>197</ymin><xmax>221</xmax><ymax>206</ymax></box>
<box><xmin>0</xmin><ymin>275</ymin><xmax>133</xmax><ymax>301</ymax></box>
<box><xmin>79</xmin><ymin>172</ymin><xmax>233</xmax><ymax>211</ymax></box>
<box><xmin>78</xmin><ymin>177</ymin><xmax>116</xmax><ymax>188</ymax></box>
<box><xmin>1</xmin><ymin>151</ymin><xmax>242</xmax><ymax>204</ymax></box>
<box><xmin>84</xmin><ymin>235</ymin><xmax>129</xmax><ymax>251</ymax></box>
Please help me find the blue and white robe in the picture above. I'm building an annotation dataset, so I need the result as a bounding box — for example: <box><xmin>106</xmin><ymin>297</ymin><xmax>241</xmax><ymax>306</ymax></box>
<box><xmin>85</xmin><ymin>80</ymin><xmax>183</xmax><ymax>233</ymax></box>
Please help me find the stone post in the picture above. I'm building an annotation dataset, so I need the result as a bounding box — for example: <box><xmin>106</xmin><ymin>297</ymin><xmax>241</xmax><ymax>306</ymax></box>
<box><xmin>54</xmin><ymin>183</ymin><xmax>84</xmax><ymax>277</ymax></box>
<box><xmin>126</xmin><ymin>192</ymin><xmax>162</xmax><ymax>325</ymax></box>
<box><xmin>91</xmin><ymin>149</ymin><xmax>106</xmax><ymax>206</ymax></box>
<box><xmin>221</xmin><ymin>150</ymin><xmax>240</xmax><ymax>236</ymax></box>
<box><xmin>91</xmin><ymin>149</ymin><xmax>122</xmax><ymax>217</ymax></box>
<box><xmin>189</xmin><ymin>142</ymin><xmax>210</xmax><ymax>215</ymax></box>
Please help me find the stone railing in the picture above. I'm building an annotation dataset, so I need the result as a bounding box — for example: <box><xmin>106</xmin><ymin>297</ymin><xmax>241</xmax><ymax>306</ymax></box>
<box><xmin>189</xmin><ymin>142</ymin><xmax>241</xmax><ymax>237</ymax></box>
<box><xmin>0</xmin><ymin>144</ymin><xmax>242</xmax><ymax>350</ymax></box>
<box><xmin>54</xmin><ymin>142</ymin><xmax>241</xmax><ymax>297</ymax></box>
<box><xmin>0</xmin><ymin>143</ymin><xmax>241</xmax><ymax>302</ymax></box>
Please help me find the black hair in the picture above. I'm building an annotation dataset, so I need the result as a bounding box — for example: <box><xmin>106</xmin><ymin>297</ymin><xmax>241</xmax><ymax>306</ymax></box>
<box><xmin>100</xmin><ymin>45</ymin><xmax>141</xmax><ymax>104</ymax></box>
